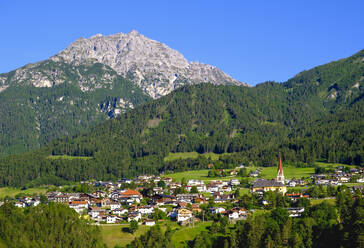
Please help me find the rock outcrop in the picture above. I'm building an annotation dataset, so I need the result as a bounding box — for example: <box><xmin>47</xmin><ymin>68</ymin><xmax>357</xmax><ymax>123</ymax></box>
<box><xmin>52</xmin><ymin>30</ymin><xmax>247</xmax><ymax>98</ymax></box>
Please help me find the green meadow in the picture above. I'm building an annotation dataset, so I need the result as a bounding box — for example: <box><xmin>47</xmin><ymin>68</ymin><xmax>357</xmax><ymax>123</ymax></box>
<box><xmin>164</xmin><ymin>169</ymin><xmax>240</xmax><ymax>183</ymax></box>
<box><xmin>47</xmin><ymin>155</ymin><xmax>93</xmax><ymax>160</ymax></box>
<box><xmin>164</xmin><ymin>152</ymin><xmax>224</xmax><ymax>162</ymax></box>
<box><xmin>0</xmin><ymin>187</ymin><xmax>47</xmax><ymax>198</ymax></box>
<box><xmin>100</xmin><ymin>221</ymin><xmax>209</xmax><ymax>248</ymax></box>
<box><xmin>101</xmin><ymin>224</ymin><xmax>150</xmax><ymax>248</ymax></box>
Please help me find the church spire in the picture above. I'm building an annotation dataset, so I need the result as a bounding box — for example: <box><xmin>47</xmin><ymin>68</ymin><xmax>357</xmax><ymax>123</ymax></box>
<box><xmin>276</xmin><ymin>154</ymin><xmax>285</xmax><ymax>184</ymax></box>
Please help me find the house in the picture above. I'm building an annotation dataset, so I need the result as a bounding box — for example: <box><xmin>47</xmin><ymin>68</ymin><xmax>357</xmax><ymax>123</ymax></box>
<box><xmin>286</xmin><ymin>193</ymin><xmax>309</xmax><ymax>202</ymax></box>
<box><xmin>176</xmin><ymin>194</ymin><xmax>199</xmax><ymax>203</ymax></box>
<box><xmin>161</xmin><ymin>177</ymin><xmax>173</xmax><ymax>184</ymax></box>
<box><xmin>91</xmin><ymin>190</ymin><xmax>107</xmax><ymax>198</ymax></box>
<box><xmin>191</xmin><ymin>204</ymin><xmax>202</xmax><ymax>213</ymax></box>
<box><xmin>14</xmin><ymin>202</ymin><xmax>25</xmax><ymax>208</ymax></box>
<box><xmin>153</xmin><ymin>187</ymin><xmax>164</xmax><ymax>194</ymax></box>
<box><xmin>69</xmin><ymin>201</ymin><xmax>89</xmax><ymax>214</ymax></box>
<box><xmin>210</xmin><ymin>207</ymin><xmax>226</xmax><ymax>214</ymax></box>
<box><xmin>144</xmin><ymin>219</ymin><xmax>156</xmax><ymax>226</ymax></box>
<box><xmin>110</xmin><ymin>201</ymin><xmax>121</xmax><ymax>210</ymax></box>
<box><xmin>169</xmin><ymin>182</ymin><xmax>181</xmax><ymax>189</ymax></box>
<box><xmin>286</xmin><ymin>207</ymin><xmax>305</xmax><ymax>217</ymax></box>
<box><xmin>89</xmin><ymin>207</ymin><xmax>104</xmax><ymax>218</ymax></box>
<box><xmin>227</xmin><ymin>207</ymin><xmax>247</xmax><ymax>221</ymax></box>
<box><xmin>288</xmin><ymin>180</ymin><xmax>297</xmax><ymax>187</ymax></box>
<box><xmin>338</xmin><ymin>176</ymin><xmax>349</xmax><ymax>183</ymax></box>
<box><xmin>112</xmin><ymin>208</ymin><xmax>128</xmax><ymax>216</ymax></box>
<box><xmin>177</xmin><ymin>208</ymin><xmax>193</xmax><ymax>222</ymax></box>
<box><xmin>107</xmin><ymin>215</ymin><xmax>117</xmax><ymax>223</ymax></box>
<box><xmin>252</xmin><ymin>179</ymin><xmax>287</xmax><ymax>194</ymax></box>
<box><xmin>229</xmin><ymin>179</ymin><xmax>240</xmax><ymax>186</ymax></box>
<box><xmin>186</xmin><ymin>184</ymin><xmax>207</xmax><ymax>192</ymax></box>
<box><xmin>128</xmin><ymin>212</ymin><xmax>142</xmax><ymax>222</ymax></box>
<box><xmin>193</xmin><ymin>197</ymin><xmax>207</xmax><ymax>204</ymax></box>
<box><xmin>53</xmin><ymin>194</ymin><xmax>71</xmax><ymax>203</ymax></box>
<box><xmin>152</xmin><ymin>194</ymin><xmax>176</xmax><ymax>205</ymax></box>
<box><xmin>187</xmin><ymin>179</ymin><xmax>204</xmax><ymax>186</ymax></box>
<box><xmin>119</xmin><ymin>189</ymin><xmax>143</xmax><ymax>204</ymax></box>
<box><xmin>136</xmin><ymin>205</ymin><xmax>154</xmax><ymax>215</ymax></box>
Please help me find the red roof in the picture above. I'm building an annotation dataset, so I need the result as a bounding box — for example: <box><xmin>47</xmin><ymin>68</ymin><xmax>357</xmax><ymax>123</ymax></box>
<box><xmin>121</xmin><ymin>189</ymin><xmax>142</xmax><ymax>196</ymax></box>
<box><xmin>71</xmin><ymin>201</ymin><xmax>88</xmax><ymax>205</ymax></box>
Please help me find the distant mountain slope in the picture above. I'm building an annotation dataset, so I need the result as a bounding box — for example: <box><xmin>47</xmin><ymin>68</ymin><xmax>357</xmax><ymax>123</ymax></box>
<box><xmin>52</xmin><ymin>30</ymin><xmax>247</xmax><ymax>98</ymax></box>
<box><xmin>0</xmin><ymin>49</ymin><xmax>362</xmax><ymax>187</ymax></box>
<box><xmin>0</xmin><ymin>61</ymin><xmax>150</xmax><ymax>155</ymax></box>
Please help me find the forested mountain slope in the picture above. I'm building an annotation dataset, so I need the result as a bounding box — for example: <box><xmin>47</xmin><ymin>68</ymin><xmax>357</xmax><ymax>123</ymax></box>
<box><xmin>0</xmin><ymin>61</ymin><xmax>150</xmax><ymax>156</ymax></box>
<box><xmin>0</xmin><ymin>50</ymin><xmax>362</xmax><ymax>187</ymax></box>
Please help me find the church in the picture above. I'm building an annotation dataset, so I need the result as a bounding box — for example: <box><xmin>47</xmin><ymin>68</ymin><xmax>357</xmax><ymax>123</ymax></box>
<box><xmin>251</xmin><ymin>156</ymin><xmax>287</xmax><ymax>195</ymax></box>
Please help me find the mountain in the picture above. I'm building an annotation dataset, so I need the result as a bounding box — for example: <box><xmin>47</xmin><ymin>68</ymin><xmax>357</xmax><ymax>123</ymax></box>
<box><xmin>0</xmin><ymin>49</ymin><xmax>362</xmax><ymax>187</ymax></box>
<box><xmin>52</xmin><ymin>30</ymin><xmax>246</xmax><ymax>98</ymax></box>
<box><xmin>0</xmin><ymin>30</ymin><xmax>244</xmax><ymax>156</ymax></box>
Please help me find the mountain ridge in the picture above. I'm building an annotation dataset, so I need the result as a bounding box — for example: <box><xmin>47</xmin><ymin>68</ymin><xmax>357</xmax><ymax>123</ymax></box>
<box><xmin>51</xmin><ymin>30</ymin><xmax>247</xmax><ymax>98</ymax></box>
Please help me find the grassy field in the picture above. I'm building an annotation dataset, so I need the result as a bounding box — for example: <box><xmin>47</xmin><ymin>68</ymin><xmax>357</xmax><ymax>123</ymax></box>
<box><xmin>239</xmin><ymin>188</ymin><xmax>250</xmax><ymax>195</ymax></box>
<box><xmin>311</xmin><ymin>198</ymin><xmax>336</xmax><ymax>206</ymax></box>
<box><xmin>315</xmin><ymin>162</ymin><xmax>356</xmax><ymax>168</ymax></box>
<box><xmin>164</xmin><ymin>169</ymin><xmax>239</xmax><ymax>183</ymax></box>
<box><xmin>101</xmin><ymin>224</ymin><xmax>150</xmax><ymax>248</ymax></box>
<box><xmin>260</xmin><ymin>166</ymin><xmax>315</xmax><ymax>179</ymax></box>
<box><xmin>171</xmin><ymin>222</ymin><xmax>212</xmax><ymax>248</ymax></box>
<box><xmin>47</xmin><ymin>155</ymin><xmax>93</xmax><ymax>160</ymax></box>
<box><xmin>0</xmin><ymin>187</ymin><xmax>47</xmax><ymax>198</ymax></box>
<box><xmin>164</xmin><ymin>152</ymin><xmax>224</xmax><ymax>162</ymax></box>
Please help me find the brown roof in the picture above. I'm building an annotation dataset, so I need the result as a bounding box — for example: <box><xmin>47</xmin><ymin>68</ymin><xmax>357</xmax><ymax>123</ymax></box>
<box><xmin>121</xmin><ymin>189</ymin><xmax>142</xmax><ymax>196</ymax></box>
<box><xmin>71</xmin><ymin>201</ymin><xmax>88</xmax><ymax>205</ymax></box>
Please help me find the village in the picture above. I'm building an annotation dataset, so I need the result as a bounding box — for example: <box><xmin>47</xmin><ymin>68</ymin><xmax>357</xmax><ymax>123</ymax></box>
<box><xmin>6</xmin><ymin>159</ymin><xmax>364</xmax><ymax>227</ymax></box>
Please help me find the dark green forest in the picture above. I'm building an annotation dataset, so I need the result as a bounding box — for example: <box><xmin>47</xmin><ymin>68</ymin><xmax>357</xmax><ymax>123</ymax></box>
<box><xmin>0</xmin><ymin>61</ymin><xmax>150</xmax><ymax>156</ymax></box>
<box><xmin>0</xmin><ymin>203</ymin><xmax>105</xmax><ymax>248</ymax></box>
<box><xmin>0</xmin><ymin>50</ymin><xmax>363</xmax><ymax>187</ymax></box>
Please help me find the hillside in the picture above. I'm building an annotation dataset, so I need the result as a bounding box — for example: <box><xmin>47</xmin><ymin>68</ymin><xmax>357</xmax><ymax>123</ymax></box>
<box><xmin>0</xmin><ymin>61</ymin><xmax>150</xmax><ymax>156</ymax></box>
<box><xmin>0</xmin><ymin>49</ymin><xmax>362</xmax><ymax>187</ymax></box>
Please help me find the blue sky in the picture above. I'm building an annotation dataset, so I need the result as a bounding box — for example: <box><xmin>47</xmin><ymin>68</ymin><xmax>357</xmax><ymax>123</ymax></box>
<box><xmin>0</xmin><ymin>0</ymin><xmax>363</xmax><ymax>85</ymax></box>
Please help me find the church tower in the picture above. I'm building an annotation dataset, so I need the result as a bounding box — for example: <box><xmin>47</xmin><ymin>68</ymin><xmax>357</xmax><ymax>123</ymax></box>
<box><xmin>276</xmin><ymin>154</ymin><xmax>285</xmax><ymax>184</ymax></box>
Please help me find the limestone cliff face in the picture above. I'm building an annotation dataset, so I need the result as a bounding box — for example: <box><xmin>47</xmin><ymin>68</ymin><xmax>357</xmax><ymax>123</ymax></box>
<box><xmin>52</xmin><ymin>30</ymin><xmax>247</xmax><ymax>98</ymax></box>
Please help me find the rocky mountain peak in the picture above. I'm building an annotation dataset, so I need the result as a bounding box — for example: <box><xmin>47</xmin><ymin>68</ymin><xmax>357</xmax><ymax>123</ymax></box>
<box><xmin>52</xmin><ymin>30</ymin><xmax>247</xmax><ymax>98</ymax></box>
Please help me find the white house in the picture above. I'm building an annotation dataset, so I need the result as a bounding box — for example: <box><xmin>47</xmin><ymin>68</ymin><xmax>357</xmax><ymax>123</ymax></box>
<box><xmin>210</xmin><ymin>207</ymin><xmax>226</xmax><ymax>214</ymax></box>
<box><xmin>69</xmin><ymin>201</ymin><xmax>89</xmax><ymax>214</ymax></box>
<box><xmin>107</xmin><ymin>215</ymin><xmax>117</xmax><ymax>223</ymax></box>
<box><xmin>137</xmin><ymin>205</ymin><xmax>154</xmax><ymax>215</ymax></box>
<box><xmin>144</xmin><ymin>219</ymin><xmax>156</xmax><ymax>226</ymax></box>
<box><xmin>110</xmin><ymin>202</ymin><xmax>121</xmax><ymax>210</ymax></box>
<box><xmin>177</xmin><ymin>208</ymin><xmax>193</xmax><ymax>222</ymax></box>
<box><xmin>14</xmin><ymin>202</ymin><xmax>25</xmax><ymax>208</ymax></box>
<box><xmin>227</xmin><ymin>207</ymin><xmax>247</xmax><ymax>220</ymax></box>
<box><xmin>287</xmin><ymin>207</ymin><xmax>305</xmax><ymax>217</ymax></box>
<box><xmin>112</xmin><ymin>208</ymin><xmax>128</xmax><ymax>216</ymax></box>
<box><xmin>89</xmin><ymin>207</ymin><xmax>104</xmax><ymax>218</ymax></box>
<box><xmin>187</xmin><ymin>179</ymin><xmax>204</xmax><ymax>186</ymax></box>
<box><xmin>288</xmin><ymin>181</ymin><xmax>297</xmax><ymax>187</ymax></box>
<box><xmin>128</xmin><ymin>212</ymin><xmax>142</xmax><ymax>222</ymax></box>
<box><xmin>229</xmin><ymin>179</ymin><xmax>240</xmax><ymax>186</ymax></box>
